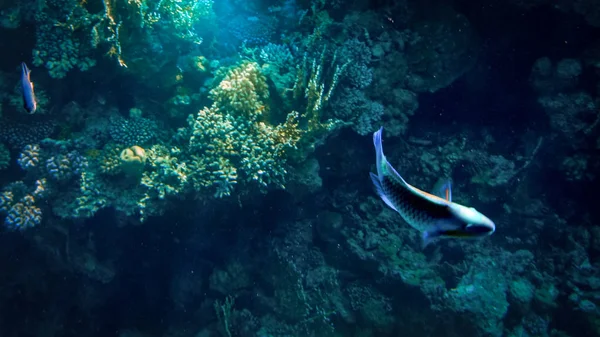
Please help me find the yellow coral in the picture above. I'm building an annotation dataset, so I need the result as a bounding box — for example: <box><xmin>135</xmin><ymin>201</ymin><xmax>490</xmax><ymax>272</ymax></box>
<box><xmin>120</xmin><ymin>145</ymin><xmax>146</xmax><ymax>175</ymax></box>
<box><xmin>187</xmin><ymin>61</ymin><xmax>304</xmax><ymax>191</ymax></box>
<box><xmin>188</xmin><ymin>55</ymin><xmax>208</xmax><ymax>72</ymax></box>
<box><xmin>210</xmin><ymin>61</ymin><xmax>269</xmax><ymax>120</ymax></box>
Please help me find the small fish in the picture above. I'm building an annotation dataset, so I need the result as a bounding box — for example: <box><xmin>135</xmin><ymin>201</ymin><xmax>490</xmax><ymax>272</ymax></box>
<box><xmin>20</xmin><ymin>62</ymin><xmax>37</xmax><ymax>114</ymax></box>
<box><xmin>370</xmin><ymin>127</ymin><xmax>495</xmax><ymax>248</ymax></box>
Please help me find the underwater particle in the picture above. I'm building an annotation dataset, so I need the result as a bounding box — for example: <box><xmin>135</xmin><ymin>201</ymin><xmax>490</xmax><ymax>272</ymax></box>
<box><xmin>120</xmin><ymin>145</ymin><xmax>147</xmax><ymax>176</ymax></box>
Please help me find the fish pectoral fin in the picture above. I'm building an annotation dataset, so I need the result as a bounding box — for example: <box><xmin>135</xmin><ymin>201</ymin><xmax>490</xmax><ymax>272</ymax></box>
<box><xmin>370</xmin><ymin>172</ymin><xmax>399</xmax><ymax>213</ymax></box>
<box><xmin>432</xmin><ymin>179</ymin><xmax>452</xmax><ymax>202</ymax></box>
<box><xmin>421</xmin><ymin>230</ymin><xmax>441</xmax><ymax>249</ymax></box>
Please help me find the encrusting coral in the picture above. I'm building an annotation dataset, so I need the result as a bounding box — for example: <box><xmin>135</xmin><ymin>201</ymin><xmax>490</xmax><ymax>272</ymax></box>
<box><xmin>120</xmin><ymin>145</ymin><xmax>146</xmax><ymax>176</ymax></box>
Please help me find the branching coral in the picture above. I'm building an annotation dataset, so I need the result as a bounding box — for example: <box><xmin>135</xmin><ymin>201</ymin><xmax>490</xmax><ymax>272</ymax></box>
<box><xmin>127</xmin><ymin>0</ymin><xmax>214</xmax><ymax>44</ymax></box>
<box><xmin>28</xmin><ymin>0</ymin><xmax>214</xmax><ymax>78</ymax></box>
<box><xmin>0</xmin><ymin>179</ymin><xmax>47</xmax><ymax>229</ymax></box>
<box><xmin>187</xmin><ymin>107</ymin><xmax>238</xmax><ymax>198</ymax></box>
<box><xmin>32</xmin><ymin>4</ymin><xmax>99</xmax><ymax>78</ymax></box>
<box><xmin>210</xmin><ymin>61</ymin><xmax>270</xmax><ymax>121</ymax></box>
<box><xmin>140</xmin><ymin>144</ymin><xmax>189</xmax><ymax>201</ymax></box>
<box><xmin>293</xmin><ymin>47</ymin><xmax>348</xmax><ymax>125</ymax></box>
<box><xmin>186</xmin><ymin>61</ymin><xmax>302</xmax><ymax>195</ymax></box>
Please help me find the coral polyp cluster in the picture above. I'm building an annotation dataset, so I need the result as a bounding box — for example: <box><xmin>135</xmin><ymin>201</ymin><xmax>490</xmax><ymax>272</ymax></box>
<box><xmin>188</xmin><ymin>61</ymin><xmax>302</xmax><ymax>193</ymax></box>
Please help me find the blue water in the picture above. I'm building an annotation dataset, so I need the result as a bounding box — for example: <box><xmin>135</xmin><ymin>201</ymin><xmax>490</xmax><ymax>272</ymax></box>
<box><xmin>0</xmin><ymin>0</ymin><xmax>598</xmax><ymax>336</ymax></box>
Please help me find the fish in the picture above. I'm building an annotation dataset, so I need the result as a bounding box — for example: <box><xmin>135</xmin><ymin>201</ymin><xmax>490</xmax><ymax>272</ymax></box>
<box><xmin>20</xmin><ymin>62</ymin><xmax>37</xmax><ymax>114</ymax></box>
<box><xmin>369</xmin><ymin>127</ymin><xmax>495</xmax><ymax>248</ymax></box>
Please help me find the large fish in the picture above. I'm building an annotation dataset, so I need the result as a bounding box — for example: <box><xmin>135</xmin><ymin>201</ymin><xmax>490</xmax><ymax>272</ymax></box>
<box><xmin>370</xmin><ymin>127</ymin><xmax>495</xmax><ymax>247</ymax></box>
<box><xmin>21</xmin><ymin>62</ymin><xmax>37</xmax><ymax>114</ymax></box>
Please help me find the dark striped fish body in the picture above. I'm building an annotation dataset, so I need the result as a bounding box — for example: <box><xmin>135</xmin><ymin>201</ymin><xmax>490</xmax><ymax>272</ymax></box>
<box><xmin>370</xmin><ymin>127</ymin><xmax>495</xmax><ymax>247</ymax></box>
<box><xmin>376</xmin><ymin>169</ymin><xmax>457</xmax><ymax>233</ymax></box>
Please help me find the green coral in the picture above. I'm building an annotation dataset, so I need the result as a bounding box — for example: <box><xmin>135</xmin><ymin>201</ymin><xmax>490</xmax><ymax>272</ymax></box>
<box><xmin>346</xmin><ymin>282</ymin><xmax>394</xmax><ymax>331</ymax></box>
<box><xmin>32</xmin><ymin>6</ymin><xmax>98</xmax><ymax>79</ymax></box>
<box><xmin>534</xmin><ymin>282</ymin><xmax>559</xmax><ymax>310</ymax></box>
<box><xmin>187</xmin><ymin>107</ymin><xmax>238</xmax><ymax>198</ymax></box>
<box><xmin>54</xmin><ymin>171</ymin><xmax>108</xmax><ymax>219</ymax></box>
<box><xmin>96</xmin><ymin>143</ymin><xmax>123</xmax><ymax>175</ymax></box>
<box><xmin>140</xmin><ymin>144</ymin><xmax>189</xmax><ymax>202</ymax></box>
<box><xmin>41</xmin><ymin>59</ymin><xmax>338</xmax><ymax>222</ymax></box>
<box><xmin>509</xmin><ymin>278</ymin><xmax>535</xmax><ymax>311</ymax></box>
<box><xmin>128</xmin><ymin>0</ymin><xmax>214</xmax><ymax>44</ymax></box>
<box><xmin>447</xmin><ymin>262</ymin><xmax>509</xmax><ymax>337</ymax></box>
<box><xmin>29</xmin><ymin>0</ymin><xmax>214</xmax><ymax>78</ymax></box>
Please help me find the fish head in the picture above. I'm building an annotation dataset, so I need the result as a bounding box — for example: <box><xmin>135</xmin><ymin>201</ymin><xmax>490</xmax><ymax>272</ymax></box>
<box><xmin>449</xmin><ymin>204</ymin><xmax>495</xmax><ymax>237</ymax></box>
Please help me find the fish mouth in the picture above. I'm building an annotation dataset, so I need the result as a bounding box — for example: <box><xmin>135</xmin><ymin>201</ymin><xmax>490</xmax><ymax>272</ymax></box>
<box><xmin>466</xmin><ymin>222</ymin><xmax>495</xmax><ymax>235</ymax></box>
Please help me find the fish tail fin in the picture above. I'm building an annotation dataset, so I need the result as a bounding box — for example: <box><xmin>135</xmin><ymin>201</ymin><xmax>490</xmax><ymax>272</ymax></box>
<box><xmin>21</xmin><ymin>62</ymin><xmax>30</xmax><ymax>76</ymax></box>
<box><xmin>370</xmin><ymin>172</ymin><xmax>399</xmax><ymax>212</ymax></box>
<box><xmin>373</xmin><ymin>127</ymin><xmax>410</xmax><ymax>187</ymax></box>
<box><xmin>373</xmin><ymin>127</ymin><xmax>385</xmax><ymax>179</ymax></box>
<box><xmin>370</xmin><ymin>129</ymin><xmax>401</xmax><ymax>213</ymax></box>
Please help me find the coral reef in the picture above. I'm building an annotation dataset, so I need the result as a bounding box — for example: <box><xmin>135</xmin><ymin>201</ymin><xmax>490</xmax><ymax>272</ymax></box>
<box><xmin>0</xmin><ymin>1</ymin><xmax>598</xmax><ymax>337</ymax></box>
<box><xmin>0</xmin><ymin>143</ymin><xmax>9</xmax><ymax>170</ymax></box>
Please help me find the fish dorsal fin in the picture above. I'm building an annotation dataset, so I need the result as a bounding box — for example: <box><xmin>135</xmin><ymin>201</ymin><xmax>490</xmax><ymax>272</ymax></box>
<box><xmin>432</xmin><ymin>179</ymin><xmax>452</xmax><ymax>202</ymax></box>
<box><xmin>385</xmin><ymin>161</ymin><xmax>450</xmax><ymax>207</ymax></box>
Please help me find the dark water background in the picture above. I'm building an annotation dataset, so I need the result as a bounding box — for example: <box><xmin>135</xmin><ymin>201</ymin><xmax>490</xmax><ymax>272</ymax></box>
<box><xmin>0</xmin><ymin>0</ymin><xmax>599</xmax><ymax>336</ymax></box>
